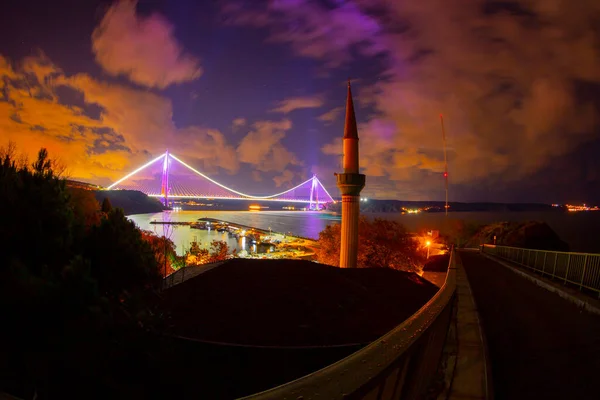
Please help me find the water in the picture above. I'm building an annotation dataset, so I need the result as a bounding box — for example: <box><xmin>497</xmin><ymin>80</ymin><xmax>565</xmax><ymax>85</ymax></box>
<box><xmin>128</xmin><ymin>211</ymin><xmax>341</xmax><ymax>255</ymax></box>
<box><xmin>128</xmin><ymin>210</ymin><xmax>600</xmax><ymax>255</ymax></box>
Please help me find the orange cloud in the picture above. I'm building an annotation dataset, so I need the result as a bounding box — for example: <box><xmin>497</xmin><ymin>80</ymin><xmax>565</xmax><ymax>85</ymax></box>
<box><xmin>0</xmin><ymin>53</ymin><xmax>238</xmax><ymax>186</ymax></box>
<box><xmin>273</xmin><ymin>169</ymin><xmax>295</xmax><ymax>187</ymax></box>
<box><xmin>318</xmin><ymin>106</ymin><xmax>344</xmax><ymax>125</ymax></box>
<box><xmin>236</xmin><ymin>119</ymin><xmax>302</xmax><ymax>172</ymax></box>
<box><xmin>270</xmin><ymin>95</ymin><xmax>324</xmax><ymax>114</ymax></box>
<box><xmin>92</xmin><ymin>0</ymin><xmax>202</xmax><ymax>88</ymax></box>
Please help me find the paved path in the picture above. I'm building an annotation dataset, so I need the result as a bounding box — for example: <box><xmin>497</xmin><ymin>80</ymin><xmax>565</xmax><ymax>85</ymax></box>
<box><xmin>460</xmin><ymin>251</ymin><xmax>600</xmax><ymax>400</ymax></box>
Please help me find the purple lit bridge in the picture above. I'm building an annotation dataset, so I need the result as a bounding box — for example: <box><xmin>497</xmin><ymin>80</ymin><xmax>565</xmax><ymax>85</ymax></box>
<box><xmin>106</xmin><ymin>151</ymin><xmax>335</xmax><ymax>209</ymax></box>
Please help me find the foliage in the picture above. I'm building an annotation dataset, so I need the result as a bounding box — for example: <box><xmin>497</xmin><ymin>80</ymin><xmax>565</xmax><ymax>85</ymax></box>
<box><xmin>0</xmin><ymin>143</ymin><xmax>168</xmax><ymax>398</ymax></box>
<box><xmin>446</xmin><ymin>219</ymin><xmax>483</xmax><ymax>247</ymax></box>
<box><xmin>140</xmin><ymin>229</ymin><xmax>184</xmax><ymax>276</ymax></box>
<box><xmin>101</xmin><ymin>197</ymin><xmax>113</xmax><ymax>213</ymax></box>
<box><xmin>69</xmin><ymin>187</ymin><xmax>102</xmax><ymax>229</ymax></box>
<box><xmin>83</xmin><ymin>209</ymin><xmax>161</xmax><ymax>297</ymax></box>
<box><xmin>316</xmin><ymin>217</ymin><xmax>425</xmax><ymax>272</ymax></box>
<box><xmin>0</xmin><ymin>146</ymin><xmax>74</xmax><ymax>277</ymax></box>
<box><xmin>209</xmin><ymin>240</ymin><xmax>230</xmax><ymax>262</ymax></box>
<box><xmin>185</xmin><ymin>240</ymin><xmax>231</xmax><ymax>266</ymax></box>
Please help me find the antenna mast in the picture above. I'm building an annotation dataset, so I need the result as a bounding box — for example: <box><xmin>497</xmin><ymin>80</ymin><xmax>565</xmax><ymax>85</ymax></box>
<box><xmin>440</xmin><ymin>115</ymin><xmax>449</xmax><ymax>216</ymax></box>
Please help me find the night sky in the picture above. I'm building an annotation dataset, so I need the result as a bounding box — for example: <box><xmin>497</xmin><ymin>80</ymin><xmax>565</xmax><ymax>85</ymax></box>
<box><xmin>1</xmin><ymin>0</ymin><xmax>599</xmax><ymax>203</ymax></box>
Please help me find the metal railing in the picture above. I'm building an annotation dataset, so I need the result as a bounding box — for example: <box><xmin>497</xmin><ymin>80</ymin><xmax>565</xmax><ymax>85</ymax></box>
<box><xmin>242</xmin><ymin>249</ymin><xmax>457</xmax><ymax>400</ymax></box>
<box><xmin>481</xmin><ymin>245</ymin><xmax>600</xmax><ymax>297</ymax></box>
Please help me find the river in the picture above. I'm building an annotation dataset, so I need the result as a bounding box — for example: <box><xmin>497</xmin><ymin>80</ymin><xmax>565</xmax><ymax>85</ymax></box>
<box><xmin>128</xmin><ymin>210</ymin><xmax>600</xmax><ymax>255</ymax></box>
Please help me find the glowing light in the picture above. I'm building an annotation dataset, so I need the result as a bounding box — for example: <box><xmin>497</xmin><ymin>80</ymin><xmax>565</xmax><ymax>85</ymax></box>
<box><xmin>249</xmin><ymin>205</ymin><xmax>262</xmax><ymax>210</ymax></box>
<box><xmin>106</xmin><ymin>153</ymin><xmax>166</xmax><ymax>190</ymax></box>
<box><xmin>169</xmin><ymin>153</ymin><xmax>334</xmax><ymax>202</ymax></box>
<box><xmin>426</xmin><ymin>241</ymin><xmax>431</xmax><ymax>247</ymax></box>
<box><xmin>107</xmin><ymin>151</ymin><xmax>336</xmax><ymax>204</ymax></box>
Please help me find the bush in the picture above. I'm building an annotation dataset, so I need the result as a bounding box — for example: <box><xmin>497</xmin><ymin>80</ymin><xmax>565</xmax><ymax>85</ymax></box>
<box><xmin>0</xmin><ymin>143</ymin><xmax>166</xmax><ymax>398</ymax></box>
<box><xmin>316</xmin><ymin>217</ymin><xmax>424</xmax><ymax>272</ymax></box>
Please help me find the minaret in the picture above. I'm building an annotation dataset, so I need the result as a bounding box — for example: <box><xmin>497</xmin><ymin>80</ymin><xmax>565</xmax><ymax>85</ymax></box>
<box><xmin>336</xmin><ymin>80</ymin><xmax>365</xmax><ymax>268</ymax></box>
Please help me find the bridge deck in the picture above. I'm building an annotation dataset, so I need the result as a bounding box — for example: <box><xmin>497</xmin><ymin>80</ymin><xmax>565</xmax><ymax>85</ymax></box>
<box><xmin>460</xmin><ymin>251</ymin><xmax>600</xmax><ymax>400</ymax></box>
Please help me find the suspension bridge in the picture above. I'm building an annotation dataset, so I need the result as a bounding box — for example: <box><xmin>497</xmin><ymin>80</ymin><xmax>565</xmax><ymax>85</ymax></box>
<box><xmin>106</xmin><ymin>151</ymin><xmax>335</xmax><ymax>209</ymax></box>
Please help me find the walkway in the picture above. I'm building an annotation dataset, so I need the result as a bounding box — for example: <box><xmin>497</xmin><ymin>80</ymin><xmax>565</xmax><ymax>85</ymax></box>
<box><xmin>460</xmin><ymin>251</ymin><xmax>600</xmax><ymax>400</ymax></box>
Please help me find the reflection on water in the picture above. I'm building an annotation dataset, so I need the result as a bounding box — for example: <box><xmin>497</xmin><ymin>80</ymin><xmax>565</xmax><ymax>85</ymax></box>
<box><xmin>128</xmin><ymin>210</ymin><xmax>600</xmax><ymax>255</ymax></box>
<box><xmin>128</xmin><ymin>211</ymin><xmax>340</xmax><ymax>255</ymax></box>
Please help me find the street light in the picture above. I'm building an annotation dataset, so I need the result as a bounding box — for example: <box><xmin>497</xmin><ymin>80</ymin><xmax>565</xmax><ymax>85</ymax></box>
<box><xmin>426</xmin><ymin>240</ymin><xmax>431</xmax><ymax>259</ymax></box>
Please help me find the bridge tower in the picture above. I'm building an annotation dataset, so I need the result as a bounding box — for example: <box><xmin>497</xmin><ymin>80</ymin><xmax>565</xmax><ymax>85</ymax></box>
<box><xmin>336</xmin><ymin>80</ymin><xmax>365</xmax><ymax>268</ymax></box>
<box><xmin>309</xmin><ymin>175</ymin><xmax>320</xmax><ymax>210</ymax></box>
<box><xmin>161</xmin><ymin>150</ymin><xmax>170</xmax><ymax>207</ymax></box>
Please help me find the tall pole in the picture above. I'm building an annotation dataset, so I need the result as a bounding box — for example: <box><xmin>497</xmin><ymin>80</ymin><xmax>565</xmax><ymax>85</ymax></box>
<box><xmin>440</xmin><ymin>115</ymin><xmax>449</xmax><ymax>217</ymax></box>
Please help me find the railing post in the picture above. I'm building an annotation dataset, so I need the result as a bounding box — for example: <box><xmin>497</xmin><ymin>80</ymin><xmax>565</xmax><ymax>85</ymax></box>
<box><xmin>520</xmin><ymin>248</ymin><xmax>524</xmax><ymax>265</ymax></box>
<box><xmin>564</xmin><ymin>254</ymin><xmax>571</xmax><ymax>284</ymax></box>
<box><xmin>534</xmin><ymin>251</ymin><xmax>538</xmax><ymax>271</ymax></box>
<box><xmin>580</xmin><ymin>255</ymin><xmax>588</xmax><ymax>290</ymax></box>
<box><xmin>542</xmin><ymin>252</ymin><xmax>547</xmax><ymax>276</ymax></box>
<box><xmin>552</xmin><ymin>252</ymin><xmax>558</xmax><ymax>279</ymax></box>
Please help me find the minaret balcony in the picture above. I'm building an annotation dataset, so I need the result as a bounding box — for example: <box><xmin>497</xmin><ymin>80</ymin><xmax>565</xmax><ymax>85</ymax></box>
<box><xmin>336</xmin><ymin>173</ymin><xmax>365</xmax><ymax>196</ymax></box>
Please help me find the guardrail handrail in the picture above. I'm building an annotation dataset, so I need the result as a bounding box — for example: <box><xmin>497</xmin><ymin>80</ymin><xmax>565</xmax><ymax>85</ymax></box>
<box><xmin>242</xmin><ymin>249</ymin><xmax>457</xmax><ymax>400</ymax></box>
<box><xmin>481</xmin><ymin>244</ymin><xmax>600</xmax><ymax>297</ymax></box>
<box><xmin>481</xmin><ymin>244</ymin><xmax>600</xmax><ymax>257</ymax></box>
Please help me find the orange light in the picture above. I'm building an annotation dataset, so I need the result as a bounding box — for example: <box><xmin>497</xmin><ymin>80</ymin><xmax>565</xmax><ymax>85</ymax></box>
<box><xmin>426</xmin><ymin>241</ymin><xmax>431</xmax><ymax>247</ymax></box>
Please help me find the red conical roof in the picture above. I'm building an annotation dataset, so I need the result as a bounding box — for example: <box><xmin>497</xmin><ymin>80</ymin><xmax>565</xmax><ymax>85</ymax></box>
<box><xmin>344</xmin><ymin>80</ymin><xmax>359</xmax><ymax>140</ymax></box>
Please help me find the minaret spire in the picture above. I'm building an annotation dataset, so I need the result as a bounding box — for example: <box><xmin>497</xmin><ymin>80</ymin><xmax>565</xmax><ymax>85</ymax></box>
<box><xmin>336</xmin><ymin>79</ymin><xmax>366</xmax><ymax>268</ymax></box>
<box><xmin>344</xmin><ymin>79</ymin><xmax>358</xmax><ymax>140</ymax></box>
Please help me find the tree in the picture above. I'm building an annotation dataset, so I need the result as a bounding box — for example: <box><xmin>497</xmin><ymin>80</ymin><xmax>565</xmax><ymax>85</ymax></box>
<box><xmin>140</xmin><ymin>230</ymin><xmax>179</xmax><ymax>276</ymax></box>
<box><xmin>101</xmin><ymin>197</ymin><xmax>113</xmax><ymax>213</ymax></box>
<box><xmin>0</xmin><ymin>145</ymin><xmax>74</xmax><ymax>277</ymax></box>
<box><xmin>84</xmin><ymin>208</ymin><xmax>161</xmax><ymax>298</ymax></box>
<box><xmin>69</xmin><ymin>187</ymin><xmax>101</xmax><ymax>229</ymax></box>
<box><xmin>209</xmin><ymin>240</ymin><xmax>230</xmax><ymax>262</ymax></box>
<box><xmin>0</xmin><ymin>144</ymin><xmax>169</xmax><ymax>399</ymax></box>
<box><xmin>316</xmin><ymin>217</ymin><xmax>425</xmax><ymax>273</ymax></box>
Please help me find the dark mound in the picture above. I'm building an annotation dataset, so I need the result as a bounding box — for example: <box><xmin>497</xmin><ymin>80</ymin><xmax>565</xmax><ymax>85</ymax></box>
<box><xmin>162</xmin><ymin>259</ymin><xmax>438</xmax><ymax>346</ymax></box>
<box><xmin>423</xmin><ymin>254</ymin><xmax>450</xmax><ymax>272</ymax></box>
<box><xmin>467</xmin><ymin>221</ymin><xmax>569</xmax><ymax>251</ymax></box>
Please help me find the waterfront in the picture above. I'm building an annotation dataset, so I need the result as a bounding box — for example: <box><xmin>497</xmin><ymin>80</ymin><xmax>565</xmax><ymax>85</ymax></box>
<box><xmin>128</xmin><ymin>210</ymin><xmax>600</xmax><ymax>255</ymax></box>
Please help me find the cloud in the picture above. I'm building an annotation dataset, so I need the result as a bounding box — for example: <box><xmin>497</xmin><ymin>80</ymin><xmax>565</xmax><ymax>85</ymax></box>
<box><xmin>175</xmin><ymin>127</ymin><xmax>239</xmax><ymax>173</ymax></box>
<box><xmin>222</xmin><ymin>1</ymin><xmax>383</xmax><ymax>67</ymax></box>
<box><xmin>318</xmin><ymin>107</ymin><xmax>344</xmax><ymax>125</ymax></box>
<box><xmin>92</xmin><ymin>0</ymin><xmax>202</xmax><ymax>88</ymax></box>
<box><xmin>251</xmin><ymin>170</ymin><xmax>263</xmax><ymax>182</ymax></box>
<box><xmin>270</xmin><ymin>95</ymin><xmax>324</xmax><ymax>114</ymax></box>
<box><xmin>229</xmin><ymin>0</ymin><xmax>600</xmax><ymax>199</ymax></box>
<box><xmin>0</xmin><ymin>53</ymin><xmax>237</xmax><ymax>185</ymax></box>
<box><xmin>232</xmin><ymin>117</ymin><xmax>247</xmax><ymax>129</ymax></box>
<box><xmin>236</xmin><ymin>119</ymin><xmax>302</xmax><ymax>172</ymax></box>
<box><xmin>273</xmin><ymin>169</ymin><xmax>295</xmax><ymax>187</ymax></box>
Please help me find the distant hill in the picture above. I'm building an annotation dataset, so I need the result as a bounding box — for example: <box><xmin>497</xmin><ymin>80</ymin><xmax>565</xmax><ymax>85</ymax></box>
<box><xmin>465</xmin><ymin>221</ymin><xmax>570</xmax><ymax>251</ymax></box>
<box><xmin>94</xmin><ymin>190</ymin><xmax>166</xmax><ymax>215</ymax></box>
<box><xmin>65</xmin><ymin>180</ymin><xmax>103</xmax><ymax>191</ymax></box>
<box><xmin>326</xmin><ymin>199</ymin><xmax>562</xmax><ymax>213</ymax></box>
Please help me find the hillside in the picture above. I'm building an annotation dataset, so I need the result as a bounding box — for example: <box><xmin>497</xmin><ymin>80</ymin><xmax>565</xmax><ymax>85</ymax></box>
<box><xmin>326</xmin><ymin>200</ymin><xmax>561</xmax><ymax>213</ymax></box>
<box><xmin>465</xmin><ymin>220</ymin><xmax>569</xmax><ymax>251</ymax></box>
<box><xmin>94</xmin><ymin>190</ymin><xmax>166</xmax><ymax>215</ymax></box>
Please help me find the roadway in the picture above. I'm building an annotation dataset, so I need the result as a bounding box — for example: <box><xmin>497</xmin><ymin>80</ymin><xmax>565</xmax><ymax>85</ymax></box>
<box><xmin>460</xmin><ymin>251</ymin><xmax>600</xmax><ymax>400</ymax></box>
